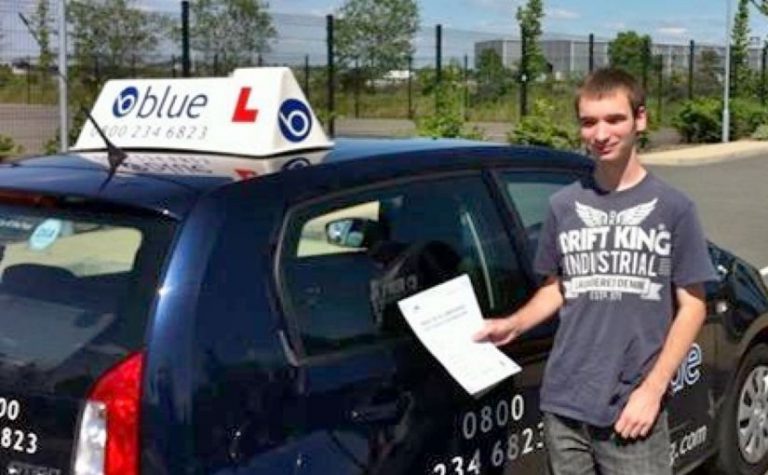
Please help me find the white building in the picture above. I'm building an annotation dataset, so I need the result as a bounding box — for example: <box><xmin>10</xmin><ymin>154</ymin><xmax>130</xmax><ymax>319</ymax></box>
<box><xmin>475</xmin><ymin>37</ymin><xmax>765</xmax><ymax>78</ymax></box>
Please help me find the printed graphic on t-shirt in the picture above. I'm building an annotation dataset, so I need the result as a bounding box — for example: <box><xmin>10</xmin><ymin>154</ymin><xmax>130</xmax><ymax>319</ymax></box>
<box><xmin>559</xmin><ymin>198</ymin><xmax>671</xmax><ymax>301</ymax></box>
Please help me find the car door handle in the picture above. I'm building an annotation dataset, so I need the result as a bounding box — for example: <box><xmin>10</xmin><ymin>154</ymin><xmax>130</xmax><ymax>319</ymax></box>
<box><xmin>715</xmin><ymin>299</ymin><xmax>729</xmax><ymax>315</ymax></box>
<box><xmin>350</xmin><ymin>400</ymin><xmax>402</xmax><ymax>423</ymax></box>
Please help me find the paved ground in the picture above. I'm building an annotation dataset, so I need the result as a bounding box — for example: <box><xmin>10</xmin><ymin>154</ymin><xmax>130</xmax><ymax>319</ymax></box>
<box><xmin>645</xmin><ymin>142</ymin><xmax>768</xmax><ymax>275</ymax></box>
<box><xmin>335</xmin><ymin>117</ymin><xmax>680</xmax><ymax>147</ymax></box>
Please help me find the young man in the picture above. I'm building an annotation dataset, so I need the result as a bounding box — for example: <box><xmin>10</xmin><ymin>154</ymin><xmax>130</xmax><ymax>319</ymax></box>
<box><xmin>474</xmin><ymin>68</ymin><xmax>716</xmax><ymax>474</ymax></box>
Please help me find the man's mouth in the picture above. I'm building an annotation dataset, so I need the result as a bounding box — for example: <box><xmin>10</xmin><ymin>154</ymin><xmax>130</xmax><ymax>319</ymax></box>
<box><xmin>594</xmin><ymin>145</ymin><xmax>614</xmax><ymax>155</ymax></box>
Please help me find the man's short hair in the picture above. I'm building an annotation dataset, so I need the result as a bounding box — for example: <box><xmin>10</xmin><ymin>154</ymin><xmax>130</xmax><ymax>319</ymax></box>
<box><xmin>575</xmin><ymin>68</ymin><xmax>646</xmax><ymax>117</ymax></box>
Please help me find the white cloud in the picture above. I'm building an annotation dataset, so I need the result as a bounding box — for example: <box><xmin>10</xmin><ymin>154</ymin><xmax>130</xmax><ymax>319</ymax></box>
<box><xmin>466</xmin><ymin>0</ymin><xmax>522</xmax><ymax>15</ymax></box>
<box><xmin>546</xmin><ymin>8</ymin><xmax>580</xmax><ymax>20</ymax></box>
<box><xmin>657</xmin><ymin>27</ymin><xmax>687</xmax><ymax>37</ymax></box>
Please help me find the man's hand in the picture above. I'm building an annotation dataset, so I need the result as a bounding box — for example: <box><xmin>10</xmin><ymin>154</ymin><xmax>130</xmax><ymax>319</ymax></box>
<box><xmin>473</xmin><ymin>315</ymin><xmax>524</xmax><ymax>346</ymax></box>
<box><xmin>614</xmin><ymin>382</ymin><xmax>666</xmax><ymax>439</ymax></box>
<box><xmin>473</xmin><ymin>276</ymin><xmax>563</xmax><ymax>347</ymax></box>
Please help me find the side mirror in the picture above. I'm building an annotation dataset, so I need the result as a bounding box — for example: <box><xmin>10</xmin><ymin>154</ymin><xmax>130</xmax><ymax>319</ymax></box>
<box><xmin>325</xmin><ymin>218</ymin><xmax>381</xmax><ymax>249</ymax></box>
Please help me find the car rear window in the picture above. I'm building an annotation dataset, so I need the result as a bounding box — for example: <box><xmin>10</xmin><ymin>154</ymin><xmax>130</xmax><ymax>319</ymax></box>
<box><xmin>0</xmin><ymin>206</ymin><xmax>174</xmax><ymax>375</ymax></box>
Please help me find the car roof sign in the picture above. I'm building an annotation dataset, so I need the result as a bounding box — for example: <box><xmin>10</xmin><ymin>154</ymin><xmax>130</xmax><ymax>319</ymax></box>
<box><xmin>71</xmin><ymin>67</ymin><xmax>333</xmax><ymax>157</ymax></box>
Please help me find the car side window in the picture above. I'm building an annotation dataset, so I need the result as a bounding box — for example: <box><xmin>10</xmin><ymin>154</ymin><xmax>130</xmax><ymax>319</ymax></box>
<box><xmin>499</xmin><ymin>171</ymin><xmax>581</xmax><ymax>260</ymax></box>
<box><xmin>279</xmin><ymin>175</ymin><xmax>528</xmax><ymax>355</ymax></box>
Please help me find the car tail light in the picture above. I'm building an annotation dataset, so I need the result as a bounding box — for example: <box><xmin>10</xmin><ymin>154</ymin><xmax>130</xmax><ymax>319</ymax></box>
<box><xmin>73</xmin><ymin>352</ymin><xmax>144</xmax><ymax>475</ymax></box>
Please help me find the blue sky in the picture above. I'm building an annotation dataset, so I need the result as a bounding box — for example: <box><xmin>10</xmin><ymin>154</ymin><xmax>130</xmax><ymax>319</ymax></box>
<box><xmin>260</xmin><ymin>0</ymin><xmax>768</xmax><ymax>45</ymax></box>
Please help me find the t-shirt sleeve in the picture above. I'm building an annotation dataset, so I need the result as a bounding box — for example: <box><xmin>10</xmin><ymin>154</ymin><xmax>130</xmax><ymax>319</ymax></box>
<box><xmin>672</xmin><ymin>202</ymin><xmax>718</xmax><ymax>287</ymax></box>
<box><xmin>533</xmin><ymin>203</ymin><xmax>561</xmax><ymax>277</ymax></box>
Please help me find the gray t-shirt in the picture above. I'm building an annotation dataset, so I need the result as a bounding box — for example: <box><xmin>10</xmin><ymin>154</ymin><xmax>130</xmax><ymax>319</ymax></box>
<box><xmin>534</xmin><ymin>172</ymin><xmax>717</xmax><ymax>427</ymax></box>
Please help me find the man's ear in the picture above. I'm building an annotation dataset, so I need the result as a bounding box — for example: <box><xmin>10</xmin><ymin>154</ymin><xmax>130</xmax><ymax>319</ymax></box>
<box><xmin>634</xmin><ymin>106</ymin><xmax>648</xmax><ymax>133</ymax></box>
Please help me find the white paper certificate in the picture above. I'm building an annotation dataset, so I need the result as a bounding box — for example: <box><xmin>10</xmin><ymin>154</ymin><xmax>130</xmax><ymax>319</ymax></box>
<box><xmin>397</xmin><ymin>274</ymin><xmax>522</xmax><ymax>396</ymax></box>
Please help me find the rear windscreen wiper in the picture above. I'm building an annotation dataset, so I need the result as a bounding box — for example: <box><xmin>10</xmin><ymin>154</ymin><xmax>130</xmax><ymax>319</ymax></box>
<box><xmin>18</xmin><ymin>13</ymin><xmax>128</xmax><ymax>189</ymax></box>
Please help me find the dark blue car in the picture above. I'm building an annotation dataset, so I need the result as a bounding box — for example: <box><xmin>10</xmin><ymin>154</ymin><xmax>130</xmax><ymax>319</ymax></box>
<box><xmin>0</xmin><ymin>68</ymin><xmax>767</xmax><ymax>475</ymax></box>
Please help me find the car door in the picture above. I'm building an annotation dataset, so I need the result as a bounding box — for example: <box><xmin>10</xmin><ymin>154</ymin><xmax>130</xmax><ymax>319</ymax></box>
<box><xmin>494</xmin><ymin>168</ymin><xmax>717</xmax><ymax>473</ymax></box>
<box><xmin>275</xmin><ymin>172</ymin><xmax>554</xmax><ymax>474</ymax></box>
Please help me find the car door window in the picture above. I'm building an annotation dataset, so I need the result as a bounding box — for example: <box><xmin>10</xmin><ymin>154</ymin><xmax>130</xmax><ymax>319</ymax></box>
<box><xmin>279</xmin><ymin>175</ymin><xmax>528</xmax><ymax>356</ymax></box>
<box><xmin>499</xmin><ymin>171</ymin><xmax>581</xmax><ymax>260</ymax></box>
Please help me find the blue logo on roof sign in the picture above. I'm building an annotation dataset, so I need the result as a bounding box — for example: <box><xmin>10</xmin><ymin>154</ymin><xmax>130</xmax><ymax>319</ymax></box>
<box><xmin>282</xmin><ymin>157</ymin><xmax>311</xmax><ymax>171</ymax></box>
<box><xmin>113</xmin><ymin>86</ymin><xmax>139</xmax><ymax>117</ymax></box>
<box><xmin>112</xmin><ymin>86</ymin><xmax>209</xmax><ymax>119</ymax></box>
<box><xmin>278</xmin><ymin>99</ymin><xmax>312</xmax><ymax>142</ymax></box>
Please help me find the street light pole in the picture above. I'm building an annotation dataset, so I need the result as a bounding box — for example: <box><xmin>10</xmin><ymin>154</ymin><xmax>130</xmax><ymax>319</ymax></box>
<box><xmin>58</xmin><ymin>0</ymin><xmax>68</xmax><ymax>152</ymax></box>
<box><xmin>723</xmin><ymin>0</ymin><xmax>732</xmax><ymax>143</ymax></box>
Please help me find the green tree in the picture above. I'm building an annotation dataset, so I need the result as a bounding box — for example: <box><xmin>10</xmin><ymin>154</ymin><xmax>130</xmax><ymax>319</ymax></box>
<box><xmin>29</xmin><ymin>0</ymin><xmax>54</xmax><ymax>77</ymax></box>
<box><xmin>417</xmin><ymin>62</ymin><xmax>484</xmax><ymax>139</ymax></box>
<box><xmin>731</xmin><ymin>0</ymin><xmax>752</xmax><ymax>97</ymax></box>
<box><xmin>516</xmin><ymin>0</ymin><xmax>547</xmax><ymax>78</ymax></box>
<box><xmin>751</xmin><ymin>0</ymin><xmax>768</xmax><ymax>14</ymax></box>
<box><xmin>189</xmin><ymin>0</ymin><xmax>276</xmax><ymax>74</ymax></box>
<box><xmin>474</xmin><ymin>48</ymin><xmax>510</xmax><ymax>102</ymax></box>
<box><xmin>67</xmin><ymin>0</ymin><xmax>166</xmax><ymax>81</ymax></box>
<box><xmin>608</xmin><ymin>31</ymin><xmax>652</xmax><ymax>80</ymax></box>
<box><xmin>694</xmin><ymin>48</ymin><xmax>722</xmax><ymax>97</ymax></box>
<box><xmin>66</xmin><ymin>0</ymin><xmax>168</xmax><ymax>141</ymax></box>
<box><xmin>334</xmin><ymin>0</ymin><xmax>419</xmax><ymax>81</ymax></box>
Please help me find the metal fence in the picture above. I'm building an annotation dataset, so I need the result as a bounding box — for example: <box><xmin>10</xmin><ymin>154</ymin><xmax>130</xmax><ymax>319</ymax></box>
<box><xmin>0</xmin><ymin>0</ymin><xmax>763</xmax><ymax>154</ymax></box>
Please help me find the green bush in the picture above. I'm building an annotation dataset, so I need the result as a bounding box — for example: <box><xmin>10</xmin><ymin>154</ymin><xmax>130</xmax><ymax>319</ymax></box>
<box><xmin>731</xmin><ymin>98</ymin><xmax>768</xmax><ymax>139</ymax></box>
<box><xmin>674</xmin><ymin>97</ymin><xmax>768</xmax><ymax>143</ymax></box>
<box><xmin>507</xmin><ymin>99</ymin><xmax>580</xmax><ymax>150</ymax></box>
<box><xmin>0</xmin><ymin>135</ymin><xmax>23</xmax><ymax>160</ymax></box>
<box><xmin>672</xmin><ymin>98</ymin><xmax>722</xmax><ymax>143</ymax></box>
<box><xmin>751</xmin><ymin>124</ymin><xmax>768</xmax><ymax>140</ymax></box>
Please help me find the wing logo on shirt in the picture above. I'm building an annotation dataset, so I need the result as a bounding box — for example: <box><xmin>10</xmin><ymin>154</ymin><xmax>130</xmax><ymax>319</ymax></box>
<box><xmin>575</xmin><ymin>198</ymin><xmax>658</xmax><ymax>227</ymax></box>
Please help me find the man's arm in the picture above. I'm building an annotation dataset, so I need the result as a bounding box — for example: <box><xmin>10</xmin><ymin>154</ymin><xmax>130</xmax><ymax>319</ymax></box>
<box><xmin>614</xmin><ymin>283</ymin><xmax>707</xmax><ymax>439</ymax></box>
<box><xmin>473</xmin><ymin>275</ymin><xmax>564</xmax><ymax>346</ymax></box>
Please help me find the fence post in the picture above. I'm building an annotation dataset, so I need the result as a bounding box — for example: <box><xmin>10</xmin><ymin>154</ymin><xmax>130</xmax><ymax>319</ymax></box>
<box><xmin>326</xmin><ymin>14</ymin><xmax>335</xmax><ymax>136</ymax></box>
<box><xmin>58</xmin><ymin>0</ymin><xmax>69</xmax><ymax>151</ymax></box>
<box><xmin>26</xmin><ymin>56</ymin><xmax>31</xmax><ymax>104</ymax></box>
<box><xmin>435</xmin><ymin>24</ymin><xmax>442</xmax><ymax>113</ymax></box>
<box><xmin>304</xmin><ymin>55</ymin><xmax>310</xmax><ymax>101</ymax></box>
<box><xmin>407</xmin><ymin>55</ymin><xmax>413</xmax><ymax>119</ymax></box>
<box><xmin>762</xmin><ymin>44</ymin><xmax>767</xmax><ymax>106</ymax></box>
<box><xmin>688</xmin><ymin>40</ymin><xmax>694</xmax><ymax>100</ymax></box>
<box><xmin>656</xmin><ymin>55</ymin><xmax>663</xmax><ymax>123</ymax></box>
<box><xmin>588</xmin><ymin>33</ymin><xmax>594</xmax><ymax>72</ymax></box>
<box><xmin>520</xmin><ymin>33</ymin><xmax>528</xmax><ymax>118</ymax></box>
<box><xmin>642</xmin><ymin>37</ymin><xmax>650</xmax><ymax>91</ymax></box>
<box><xmin>354</xmin><ymin>58</ymin><xmax>360</xmax><ymax>119</ymax></box>
<box><xmin>93</xmin><ymin>55</ymin><xmax>100</xmax><ymax>85</ymax></box>
<box><xmin>463</xmin><ymin>54</ymin><xmax>469</xmax><ymax>121</ymax></box>
<box><xmin>181</xmin><ymin>0</ymin><xmax>191</xmax><ymax>77</ymax></box>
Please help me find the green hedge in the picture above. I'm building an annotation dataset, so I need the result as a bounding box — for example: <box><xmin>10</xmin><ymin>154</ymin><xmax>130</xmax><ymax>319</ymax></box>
<box><xmin>673</xmin><ymin>98</ymin><xmax>768</xmax><ymax>143</ymax></box>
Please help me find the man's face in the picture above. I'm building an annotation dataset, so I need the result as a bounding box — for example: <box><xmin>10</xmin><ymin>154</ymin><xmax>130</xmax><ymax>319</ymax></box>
<box><xmin>578</xmin><ymin>90</ymin><xmax>647</xmax><ymax>163</ymax></box>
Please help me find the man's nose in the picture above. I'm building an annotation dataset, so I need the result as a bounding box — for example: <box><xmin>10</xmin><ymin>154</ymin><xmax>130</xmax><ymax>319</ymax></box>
<box><xmin>595</xmin><ymin>122</ymin><xmax>610</xmax><ymax>142</ymax></box>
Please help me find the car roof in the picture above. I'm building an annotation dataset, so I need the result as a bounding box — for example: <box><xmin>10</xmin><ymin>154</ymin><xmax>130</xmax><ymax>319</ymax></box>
<box><xmin>0</xmin><ymin>138</ymin><xmax>591</xmax><ymax>218</ymax></box>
